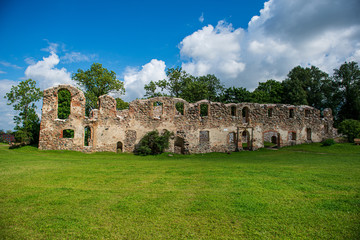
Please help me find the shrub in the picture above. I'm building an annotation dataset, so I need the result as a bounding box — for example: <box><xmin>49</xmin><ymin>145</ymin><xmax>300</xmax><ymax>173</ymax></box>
<box><xmin>135</xmin><ymin>130</ymin><xmax>173</xmax><ymax>155</ymax></box>
<box><xmin>322</xmin><ymin>138</ymin><xmax>335</xmax><ymax>146</ymax></box>
<box><xmin>337</xmin><ymin>119</ymin><xmax>360</xmax><ymax>143</ymax></box>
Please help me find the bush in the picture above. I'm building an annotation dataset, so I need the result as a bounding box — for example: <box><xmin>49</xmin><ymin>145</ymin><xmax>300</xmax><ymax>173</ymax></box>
<box><xmin>337</xmin><ymin>119</ymin><xmax>360</xmax><ymax>143</ymax></box>
<box><xmin>135</xmin><ymin>130</ymin><xmax>173</xmax><ymax>155</ymax></box>
<box><xmin>322</xmin><ymin>138</ymin><xmax>336</xmax><ymax>146</ymax></box>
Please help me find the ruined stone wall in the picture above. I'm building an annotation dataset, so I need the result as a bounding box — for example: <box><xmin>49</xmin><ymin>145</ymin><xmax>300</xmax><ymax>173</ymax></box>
<box><xmin>39</xmin><ymin>85</ymin><xmax>335</xmax><ymax>154</ymax></box>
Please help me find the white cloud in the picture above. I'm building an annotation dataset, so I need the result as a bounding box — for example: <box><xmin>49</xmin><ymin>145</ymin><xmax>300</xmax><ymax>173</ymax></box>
<box><xmin>179</xmin><ymin>0</ymin><xmax>360</xmax><ymax>90</ymax></box>
<box><xmin>180</xmin><ymin>21</ymin><xmax>245</xmax><ymax>81</ymax></box>
<box><xmin>0</xmin><ymin>70</ymin><xmax>6</xmax><ymax>74</ymax></box>
<box><xmin>123</xmin><ymin>59</ymin><xmax>166</xmax><ymax>101</ymax></box>
<box><xmin>0</xmin><ymin>61</ymin><xmax>22</xmax><ymax>69</ymax></box>
<box><xmin>24</xmin><ymin>51</ymin><xmax>73</xmax><ymax>90</ymax></box>
<box><xmin>61</xmin><ymin>52</ymin><xmax>96</xmax><ymax>63</ymax></box>
<box><xmin>41</xmin><ymin>40</ymin><xmax>59</xmax><ymax>53</ymax></box>
<box><xmin>199</xmin><ymin>13</ymin><xmax>204</xmax><ymax>23</ymax></box>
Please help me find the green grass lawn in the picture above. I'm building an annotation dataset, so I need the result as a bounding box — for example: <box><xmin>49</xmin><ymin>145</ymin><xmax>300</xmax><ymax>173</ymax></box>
<box><xmin>0</xmin><ymin>143</ymin><xmax>359</xmax><ymax>239</ymax></box>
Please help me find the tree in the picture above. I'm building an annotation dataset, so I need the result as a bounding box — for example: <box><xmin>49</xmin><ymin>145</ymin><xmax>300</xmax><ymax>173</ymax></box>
<box><xmin>252</xmin><ymin>79</ymin><xmax>283</xmax><ymax>103</ymax></box>
<box><xmin>218</xmin><ymin>87</ymin><xmax>252</xmax><ymax>103</ymax></box>
<box><xmin>72</xmin><ymin>63</ymin><xmax>125</xmax><ymax>115</ymax></box>
<box><xmin>116</xmin><ymin>98</ymin><xmax>129</xmax><ymax>110</ymax></box>
<box><xmin>4</xmin><ymin>79</ymin><xmax>42</xmax><ymax>144</ymax></box>
<box><xmin>281</xmin><ymin>66</ymin><xmax>329</xmax><ymax>107</ymax></box>
<box><xmin>144</xmin><ymin>68</ymin><xmax>223</xmax><ymax>103</ymax></box>
<box><xmin>337</xmin><ymin>119</ymin><xmax>360</xmax><ymax>142</ymax></box>
<box><xmin>333</xmin><ymin>61</ymin><xmax>360</xmax><ymax>122</ymax></box>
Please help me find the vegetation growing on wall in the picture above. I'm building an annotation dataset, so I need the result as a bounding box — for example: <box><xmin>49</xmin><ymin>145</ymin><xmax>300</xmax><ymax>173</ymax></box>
<box><xmin>135</xmin><ymin>130</ymin><xmax>173</xmax><ymax>155</ymax></box>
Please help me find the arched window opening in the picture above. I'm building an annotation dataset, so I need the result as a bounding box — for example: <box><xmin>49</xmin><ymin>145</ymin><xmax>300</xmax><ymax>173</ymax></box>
<box><xmin>62</xmin><ymin>129</ymin><xmax>74</xmax><ymax>138</ymax></box>
<box><xmin>291</xmin><ymin>132</ymin><xmax>296</xmax><ymax>141</ymax></box>
<box><xmin>268</xmin><ymin>108</ymin><xmax>273</xmax><ymax>117</ymax></box>
<box><xmin>307</xmin><ymin>128</ymin><xmax>312</xmax><ymax>141</ymax></box>
<box><xmin>117</xmin><ymin>141</ymin><xmax>123</xmax><ymax>153</ymax></box>
<box><xmin>242</xmin><ymin>107</ymin><xmax>249</xmax><ymax>123</ymax></box>
<box><xmin>58</xmin><ymin>89</ymin><xmax>71</xmax><ymax>119</ymax></box>
<box><xmin>153</xmin><ymin>101</ymin><xmax>163</xmax><ymax>119</ymax></box>
<box><xmin>242</xmin><ymin>130</ymin><xmax>250</xmax><ymax>149</ymax></box>
<box><xmin>305</xmin><ymin>109</ymin><xmax>310</xmax><ymax>118</ymax></box>
<box><xmin>84</xmin><ymin>126</ymin><xmax>91</xmax><ymax>146</ymax></box>
<box><xmin>175</xmin><ymin>102</ymin><xmax>184</xmax><ymax>115</ymax></box>
<box><xmin>174</xmin><ymin>136</ymin><xmax>185</xmax><ymax>154</ymax></box>
<box><xmin>200</xmin><ymin>104</ymin><xmax>208</xmax><ymax>117</ymax></box>
<box><xmin>289</xmin><ymin>109</ymin><xmax>294</xmax><ymax>118</ymax></box>
<box><xmin>231</xmin><ymin>106</ymin><xmax>236</xmax><ymax>116</ymax></box>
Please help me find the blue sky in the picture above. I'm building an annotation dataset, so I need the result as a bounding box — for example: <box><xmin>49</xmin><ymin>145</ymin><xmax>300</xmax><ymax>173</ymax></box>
<box><xmin>1</xmin><ymin>0</ymin><xmax>360</xmax><ymax>131</ymax></box>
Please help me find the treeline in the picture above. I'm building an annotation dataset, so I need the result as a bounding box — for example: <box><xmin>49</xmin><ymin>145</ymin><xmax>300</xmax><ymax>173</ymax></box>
<box><xmin>144</xmin><ymin>62</ymin><xmax>360</xmax><ymax>125</ymax></box>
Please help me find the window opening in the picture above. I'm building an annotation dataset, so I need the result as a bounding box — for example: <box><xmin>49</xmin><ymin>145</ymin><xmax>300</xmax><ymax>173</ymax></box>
<box><xmin>268</xmin><ymin>108</ymin><xmax>273</xmax><ymax>117</ymax></box>
<box><xmin>231</xmin><ymin>106</ymin><xmax>236</xmax><ymax>116</ymax></box>
<box><xmin>62</xmin><ymin>129</ymin><xmax>74</xmax><ymax>138</ymax></box>
<box><xmin>242</xmin><ymin>130</ymin><xmax>250</xmax><ymax>149</ymax></box>
<box><xmin>291</xmin><ymin>132</ymin><xmax>296</xmax><ymax>140</ymax></box>
<box><xmin>305</xmin><ymin>109</ymin><xmax>310</xmax><ymax>117</ymax></box>
<box><xmin>242</xmin><ymin>107</ymin><xmax>249</xmax><ymax>123</ymax></box>
<box><xmin>307</xmin><ymin>128</ymin><xmax>312</xmax><ymax>141</ymax></box>
<box><xmin>200</xmin><ymin>104</ymin><xmax>208</xmax><ymax>117</ymax></box>
<box><xmin>175</xmin><ymin>102</ymin><xmax>184</xmax><ymax>115</ymax></box>
<box><xmin>199</xmin><ymin>131</ymin><xmax>209</xmax><ymax>143</ymax></box>
<box><xmin>84</xmin><ymin>126</ymin><xmax>91</xmax><ymax>146</ymax></box>
<box><xmin>153</xmin><ymin>101</ymin><xmax>163</xmax><ymax>119</ymax></box>
<box><xmin>289</xmin><ymin>109</ymin><xmax>294</xmax><ymax>118</ymax></box>
<box><xmin>58</xmin><ymin>89</ymin><xmax>71</xmax><ymax>119</ymax></box>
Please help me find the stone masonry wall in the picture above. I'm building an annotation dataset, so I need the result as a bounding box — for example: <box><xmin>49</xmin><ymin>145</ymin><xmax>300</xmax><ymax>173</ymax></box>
<box><xmin>39</xmin><ymin>84</ymin><xmax>335</xmax><ymax>154</ymax></box>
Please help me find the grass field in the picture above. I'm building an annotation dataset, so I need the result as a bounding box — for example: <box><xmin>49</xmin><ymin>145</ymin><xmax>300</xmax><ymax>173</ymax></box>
<box><xmin>0</xmin><ymin>143</ymin><xmax>359</xmax><ymax>239</ymax></box>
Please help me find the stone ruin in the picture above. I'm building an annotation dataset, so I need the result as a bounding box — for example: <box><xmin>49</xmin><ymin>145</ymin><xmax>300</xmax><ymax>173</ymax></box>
<box><xmin>39</xmin><ymin>84</ymin><xmax>335</xmax><ymax>154</ymax></box>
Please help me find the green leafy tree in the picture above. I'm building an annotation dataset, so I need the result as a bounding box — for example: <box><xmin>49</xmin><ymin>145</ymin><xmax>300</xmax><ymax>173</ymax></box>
<box><xmin>338</xmin><ymin>119</ymin><xmax>360</xmax><ymax>142</ymax></box>
<box><xmin>218</xmin><ymin>87</ymin><xmax>252</xmax><ymax>103</ymax></box>
<box><xmin>282</xmin><ymin>66</ymin><xmax>310</xmax><ymax>105</ymax></box>
<box><xmin>282</xmin><ymin>66</ymin><xmax>331</xmax><ymax>108</ymax></box>
<box><xmin>144</xmin><ymin>68</ymin><xmax>223</xmax><ymax>102</ymax></box>
<box><xmin>333</xmin><ymin>61</ymin><xmax>360</xmax><ymax>122</ymax></box>
<box><xmin>116</xmin><ymin>98</ymin><xmax>129</xmax><ymax>110</ymax></box>
<box><xmin>72</xmin><ymin>63</ymin><xmax>125</xmax><ymax>115</ymax></box>
<box><xmin>252</xmin><ymin>79</ymin><xmax>284</xmax><ymax>103</ymax></box>
<box><xmin>4</xmin><ymin>79</ymin><xmax>42</xmax><ymax>144</ymax></box>
<box><xmin>144</xmin><ymin>80</ymin><xmax>166</xmax><ymax>98</ymax></box>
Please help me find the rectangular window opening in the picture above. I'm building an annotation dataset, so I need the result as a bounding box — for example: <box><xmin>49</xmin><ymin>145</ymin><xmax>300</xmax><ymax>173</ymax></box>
<box><xmin>200</xmin><ymin>104</ymin><xmax>208</xmax><ymax>117</ymax></box>
<box><xmin>199</xmin><ymin>130</ymin><xmax>209</xmax><ymax>143</ymax></box>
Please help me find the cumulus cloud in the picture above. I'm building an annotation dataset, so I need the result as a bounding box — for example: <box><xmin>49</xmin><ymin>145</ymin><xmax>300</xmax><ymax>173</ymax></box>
<box><xmin>180</xmin><ymin>0</ymin><xmax>360</xmax><ymax>89</ymax></box>
<box><xmin>180</xmin><ymin>21</ymin><xmax>245</xmax><ymax>81</ymax></box>
<box><xmin>123</xmin><ymin>59</ymin><xmax>166</xmax><ymax>101</ymax></box>
<box><xmin>24</xmin><ymin>51</ymin><xmax>73</xmax><ymax>89</ymax></box>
